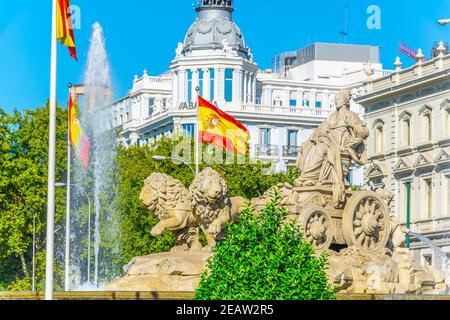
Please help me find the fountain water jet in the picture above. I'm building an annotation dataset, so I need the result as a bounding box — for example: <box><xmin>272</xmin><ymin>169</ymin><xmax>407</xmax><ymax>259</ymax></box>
<box><xmin>72</xmin><ymin>22</ymin><xmax>118</xmax><ymax>290</ymax></box>
<box><xmin>410</xmin><ymin>232</ymin><xmax>450</xmax><ymax>290</ymax></box>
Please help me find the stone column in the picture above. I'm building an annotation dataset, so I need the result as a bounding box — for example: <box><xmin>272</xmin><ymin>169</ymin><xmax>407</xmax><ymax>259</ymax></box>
<box><xmin>243</xmin><ymin>72</ymin><xmax>248</xmax><ymax>103</ymax></box>
<box><xmin>192</xmin><ymin>69</ymin><xmax>199</xmax><ymax>103</ymax></box>
<box><xmin>233</xmin><ymin>69</ymin><xmax>241</xmax><ymax>105</ymax></box>
<box><xmin>203</xmin><ymin>68</ymin><xmax>211</xmax><ymax>101</ymax></box>
<box><xmin>217</xmin><ymin>68</ymin><xmax>225</xmax><ymax>105</ymax></box>
<box><xmin>297</xmin><ymin>89</ymin><xmax>303</xmax><ymax>107</ymax></box>
<box><xmin>309</xmin><ymin>89</ymin><xmax>316</xmax><ymax>108</ymax></box>
<box><xmin>283</xmin><ymin>88</ymin><xmax>290</xmax><ymax>107</ymax></box>
<box><xmin>251</xmin><ymin>74</ymin><xmax>256</xmax><ymax>103</ymax></box>
<box><xmin>178</xmin><ymin>69</ymin><xmax>187</xmax><ymax>103</ymax></box>
<box><xmin>172</xmin><ymin>71</ymin><xmax>178</xmax><ymax>110</ymax></box>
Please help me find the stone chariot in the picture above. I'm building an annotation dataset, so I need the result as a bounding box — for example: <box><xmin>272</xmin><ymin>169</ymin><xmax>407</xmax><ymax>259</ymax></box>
<box><xmin>254</xmin><ymin>184</ymin><xmax>391</xmax><ymax>254</ymax></box>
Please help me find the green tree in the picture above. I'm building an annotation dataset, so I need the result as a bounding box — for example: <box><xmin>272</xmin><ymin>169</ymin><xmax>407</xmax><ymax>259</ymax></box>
<box><xmin>195</xmin><ymin>193</ymin><xmax>336</xmax><ymax>300</ymax></box>
<box><xmin>0</xmin><ymin>104</ymin><xmax>67</xmax><ymax>290</ymax></box>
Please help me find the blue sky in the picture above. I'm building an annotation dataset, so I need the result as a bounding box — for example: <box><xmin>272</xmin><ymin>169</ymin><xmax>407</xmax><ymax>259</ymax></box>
<box><xmin>1</xmin><ymin>0</ymin><xmax>449</xmax><ymax>112</ymax></box>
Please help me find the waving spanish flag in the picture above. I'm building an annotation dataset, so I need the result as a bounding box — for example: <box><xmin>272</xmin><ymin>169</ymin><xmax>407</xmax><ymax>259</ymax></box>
<box><xmin>198</xmin><ymin>96</ymin><xmax>250</xmax><ymax>155</ymax></box>
<box><xmin>56</xmin><ymin>0</ymin><xmax>77</xmax><ymax>60</ymax></box>
<box><xmin>69</xmin><ymin>95</ymin><xmax>90</xmax><ymax>169</ymax></box>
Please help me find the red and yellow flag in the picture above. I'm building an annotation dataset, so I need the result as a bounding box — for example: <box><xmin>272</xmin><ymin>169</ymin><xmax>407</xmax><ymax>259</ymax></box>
<box><xmin>69</xmin><ymin>95</ymin><xmax>90</xmax><ymax>169</ymax></box>
<box><xmin>198</xmin><ymin>96</ymin><xmax>250</xmax><ymax>155</ymax></box>
<box><xmin>56</xmin><ymin>0</ymin><xmax>77</xmax><ymax>60</ymax></box>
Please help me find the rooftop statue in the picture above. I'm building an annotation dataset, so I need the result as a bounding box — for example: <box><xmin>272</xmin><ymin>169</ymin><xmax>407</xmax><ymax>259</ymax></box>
<box><xmin>295</xmin><ymin>89</ymin><xmax>369</xmax><ymax>208</ymax></box>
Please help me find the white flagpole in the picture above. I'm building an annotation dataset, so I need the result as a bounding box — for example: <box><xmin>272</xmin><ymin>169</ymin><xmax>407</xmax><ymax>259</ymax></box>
<box><xmin>64</xmin><ymin>84</ymin><xmax>72</xmax><ymax>291</ymax></box>
<box><xmin>45</xmin><ymin>0</ymin><xmax>58</xmax><ymax>301</ymax></box>
<box><xmin>195</xmin><ymin>87</ymin><xmax>200</xmax><ymax>175</ymax></box>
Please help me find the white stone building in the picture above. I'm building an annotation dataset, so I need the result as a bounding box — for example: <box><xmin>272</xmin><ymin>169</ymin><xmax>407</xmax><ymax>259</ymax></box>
<box><xmin>356</xmin><ymin>45</ymin><xmax>450</xmax><ymax>270</ymax></box>
<box><xmin>111</xmin><ymin>0</ymin><xmax>389</xmax><ymax>185</ymax></box>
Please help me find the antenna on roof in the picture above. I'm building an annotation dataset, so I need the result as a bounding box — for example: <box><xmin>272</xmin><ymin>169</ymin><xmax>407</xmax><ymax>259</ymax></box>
<box><xmin>339</xmin><ymin>5</ymin><xmax>349</xmax><ymax>44</ymax></box>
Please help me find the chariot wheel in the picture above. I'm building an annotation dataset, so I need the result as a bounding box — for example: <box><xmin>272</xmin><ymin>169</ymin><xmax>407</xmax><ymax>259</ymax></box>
<box><xmin>299</xmin><ymin>206</ymin><xmax>333</xmax><ymax>252</ymax></box>
<box><xmin>343</xmin><ymin>191</ymin><xmax>391</xmax><ymax>254</ymax></box>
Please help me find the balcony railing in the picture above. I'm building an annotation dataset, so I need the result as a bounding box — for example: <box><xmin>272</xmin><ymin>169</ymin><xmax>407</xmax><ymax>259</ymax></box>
<box><xmin>283</xmin><ymin>145</ymin><xmax>301</xmax><ymax>158</ymax></box>
<box><xmin>256</xmin><ymin>145</ymin><xmax>278</xmax><ymax>157</ymax></box>
<box><xmin>240</xmin><ymin>104</ymin><xmax>332</xmax><ymax>118</ymax></box>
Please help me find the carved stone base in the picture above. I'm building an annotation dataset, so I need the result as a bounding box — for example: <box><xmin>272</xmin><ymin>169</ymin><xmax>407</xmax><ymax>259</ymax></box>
<box><xmin>327</xmin><ymin>247</ymin><xmax>448</xmax><ymax>295</ymax></box>
<box><xmin>106</xmin><ymin>248</ymin><xmax>447</xmax><ymax>295</ymax></box>
<box><xmin>105</xmin><ymin>252</ymin><xmax>213</xmax><ymax>292</ymax></box>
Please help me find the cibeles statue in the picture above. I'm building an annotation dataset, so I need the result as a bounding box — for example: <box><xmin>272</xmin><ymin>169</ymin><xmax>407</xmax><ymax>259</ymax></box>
<box><xmin>295</xmin><ymin>89</ymin><xmax>369</xmax><ymax>208</ymax></box>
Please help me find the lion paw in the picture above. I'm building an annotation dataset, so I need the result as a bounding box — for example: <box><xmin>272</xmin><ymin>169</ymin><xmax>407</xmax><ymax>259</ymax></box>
<box><xmin>150</xmin><ymin>226</ymin><xmax>164</xmax><ymax>237</ymax></box>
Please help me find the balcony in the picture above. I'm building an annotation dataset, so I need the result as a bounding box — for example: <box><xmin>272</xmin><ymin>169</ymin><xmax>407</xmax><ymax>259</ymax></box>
<box><xmin>283</xmin><ymin>145</ymin><xmax>300</xmax><ymax>158</ymax></box>
<box><xmin>239</xmin><ymin>104</ymin><xmax>332</xmax><ymax>118</ymax></box>
<box><xmin>256</xmin><ymin>145</ymin><xmax>278</xmax><ymax>157</ymax></box>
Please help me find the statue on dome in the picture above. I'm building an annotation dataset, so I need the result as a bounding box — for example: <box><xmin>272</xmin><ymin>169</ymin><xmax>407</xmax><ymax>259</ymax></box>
<box><xmin>222</xmin><ymin>39</ymin><xmax>237</xmax><ymax>57</ymax></box>
<box><xmin>175</xmin><ymin>42</ymin><xmax>184</xmax><ymax>58</ymax></box>
<box><xmin>294</xmin><ymin>89</ymin><xmax>369</xmax><ymax>208</ymax></box>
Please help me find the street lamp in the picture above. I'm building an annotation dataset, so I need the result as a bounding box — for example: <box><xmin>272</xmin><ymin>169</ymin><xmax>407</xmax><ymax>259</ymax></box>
<box><xmin>55</xmin><ymin>182</ymin><xmax>92</xmax><ymax>289</ymax></box>
<box><xmin>152</xmin><ymin>155</ymin><xmax>196</xmax><ymax>176</ymax></box>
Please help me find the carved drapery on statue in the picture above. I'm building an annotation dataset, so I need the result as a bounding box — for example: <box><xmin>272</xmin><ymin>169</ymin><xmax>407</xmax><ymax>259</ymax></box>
<box><xmin>295</xmin><ymin>89</ymin><xmax>369</xmax><ymax>208</ymax></box>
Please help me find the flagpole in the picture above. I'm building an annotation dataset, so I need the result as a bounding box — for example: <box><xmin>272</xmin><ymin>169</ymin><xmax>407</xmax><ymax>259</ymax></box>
<box><xmin>45</xmin><ymin>0</ymin><xmax>58</xmax><ymax>301</ymax></box>
<box><xmin>64</xmin><ymin>84</ymin><xmax>72</xmax><ymax>291</ymax></box>
<box><xmin>195</xmin><ymin>87</ymin><xmax>200</xmax><ymax>175</ymax></box>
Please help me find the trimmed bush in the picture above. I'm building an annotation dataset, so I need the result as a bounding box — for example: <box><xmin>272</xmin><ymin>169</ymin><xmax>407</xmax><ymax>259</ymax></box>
<box><xmin>195</xmin><ymin>193</ymin><xmax>336</xmax><ymax>300</ymax></box>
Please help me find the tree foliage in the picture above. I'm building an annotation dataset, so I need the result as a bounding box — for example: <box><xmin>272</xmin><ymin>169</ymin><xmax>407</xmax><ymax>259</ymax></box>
<box><xmin>0</xmin><ymin>104</ymin><xmax>67</xmax><ymax>290</ymax></box>
<box><xmin>195</xmin><ymin>193</ymin><xmax>336</xmax><ymax>300</ymax></box>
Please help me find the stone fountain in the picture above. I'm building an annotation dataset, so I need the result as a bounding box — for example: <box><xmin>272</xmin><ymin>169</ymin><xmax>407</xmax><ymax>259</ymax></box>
<box><xmin>107</xmin><ymin>89</ymin><xmax>447</xmax><ymax>295</ymax></box>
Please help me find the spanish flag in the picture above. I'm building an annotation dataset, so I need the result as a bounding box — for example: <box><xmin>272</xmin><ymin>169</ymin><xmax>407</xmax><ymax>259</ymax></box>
<box><xmin>198</xmin><ymin>96</ymin><xmax>250</xmax><ymax>155</ymax></box>
<box><xmin>56</xmin><ymin>0</ymin><xmax>77</xmax><ymax>60</ymax></box>
<box><xmin>69</xmin><ymin>95</ymin><xmax>90</xmax><ymax>169</ymax></box>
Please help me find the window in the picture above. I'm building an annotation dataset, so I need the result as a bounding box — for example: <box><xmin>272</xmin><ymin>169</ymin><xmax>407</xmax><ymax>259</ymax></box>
<box><xmin>403</xmin><ymin>118</ymin><xmax>411</xmax><ymax>147</ymax></box>
<box><xmin>315</xmin><ymin>92</ymin><xmax>322</xmax><ymax>108</ymax></box>
<box><xmin>126</xmin><ymin>112</ymin><xmax>130</xmax><ymax>122</ymax></box>
<box><xmin>422</xmin><ymin>114</ymin><xmax>432</xmax><ymax>141</ymax></box>
<box><xmin>422</xmin><ymin>178</ymin><xmax>433</xmax><ymax>219</ymax></box>
<box><xmin>446</xmin><ymin>109</ymin><xmax>450</xmax><ymax>137</ymax></box>
<box><xmin>287</xmin><ymin>130</ymin><xmax>298</xmax><ymax>147</ymax></box>
<box><xmin>374</xmin><ymin>122</ymin><xmax>384</xmax><ymax>154</ymax></box>
<box><xmin>225</xmin><ymin>69</ymin><xmax>233</xmax><ymax>102</ymax></box>
<box><xmin>187</xmin><ymin>70</ymin><xmax>193</xmax><ymax>102</ymax></box>
<box><xmin>182</xmin><ymin>124</ymin><xmax>195</xmax><ymax>138</ymax></box>
<box><xmin>198</xmin><ymin>69</ymin><xmax>204</xmax><ymax>97</ymax></box>
<box><xmin>260</xmin><ymin>128</ymin><xmax>271</xmax><ymax>146</ymax></box>
<box><xmin>210</xmin><ymin>69</ymin><xmax>215</xmax><ymax>102</ymax></box>
<box><xmin>401</xmin><ymin>182</ymin><xmax>412</xmax><ymax>223</ymax></box>
<box><xmin>149</xmin><ymin>98</ymin><xmax>155</xmax><ymax>107</ymax></box>
<box><xmin>289</xmin><ymin>91</ymin><xmax>297</xmax><ymax>107</ymax></box>
<box><xmin>447</xmin><ymin>176</ymin><xmax>450</xmax><ymax>216</ymax></box>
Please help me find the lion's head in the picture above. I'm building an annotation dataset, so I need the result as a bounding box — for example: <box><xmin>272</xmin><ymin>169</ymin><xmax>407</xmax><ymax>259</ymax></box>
<box><xmin>189</xmin><ymin>167</ymin><xmax>227</xmax><ymax>206</ymax></box>
<box><xmin>140</xmin><ymin>173</ymin><xmax>192</xmax><ymax>219</ymax></box>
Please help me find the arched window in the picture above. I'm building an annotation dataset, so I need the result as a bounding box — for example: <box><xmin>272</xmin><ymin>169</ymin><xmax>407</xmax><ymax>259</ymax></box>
<box><xmin>399</xmin><ymin>111</ymin><xmax>412</xmax><ymax>147</ymax></box>
<box><xmin>373</xmin><ymin>120</ymin><xmax>384</xmax><ymax>154</ymax></box>
<box><xmin>419</xmin><ymin>105</ymin><xmax>433</xmax><ymax>142</ymax></box>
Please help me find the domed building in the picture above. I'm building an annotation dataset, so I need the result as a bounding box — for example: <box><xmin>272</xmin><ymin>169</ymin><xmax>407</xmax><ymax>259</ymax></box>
<box><xmin>110</xmin><ymin>0</ymin><xmax>388</xmax><ymax>184</ymax></box>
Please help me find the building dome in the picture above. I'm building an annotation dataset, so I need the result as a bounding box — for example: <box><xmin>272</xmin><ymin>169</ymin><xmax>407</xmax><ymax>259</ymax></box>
<box><xmin>182</xmin><ymin>0</ymin><xmax>251</xmax><ymax>59</ymax></box>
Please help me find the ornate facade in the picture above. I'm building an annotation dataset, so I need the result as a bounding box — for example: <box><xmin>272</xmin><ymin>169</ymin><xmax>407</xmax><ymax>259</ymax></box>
<box><xmin>356</xmin><ymin>44</ymin><xmax>450</xmax><ymax>271</ymax></box>
<box><xmin>110</xmin><ymin>0</ymin><xmax>390</xmax><ymax>185</ymax></box>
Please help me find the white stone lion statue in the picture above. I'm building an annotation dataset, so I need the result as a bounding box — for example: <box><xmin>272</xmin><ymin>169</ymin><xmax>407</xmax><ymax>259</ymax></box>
<box><xmin>139</xmin><ymin>173</ymin><xmax>202</xmax><ymax>252</ymax></box>
<box><xmin>189</xmin><ymin>167</ymin><xmax>247</xmax><ymax>248</ymax></box>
